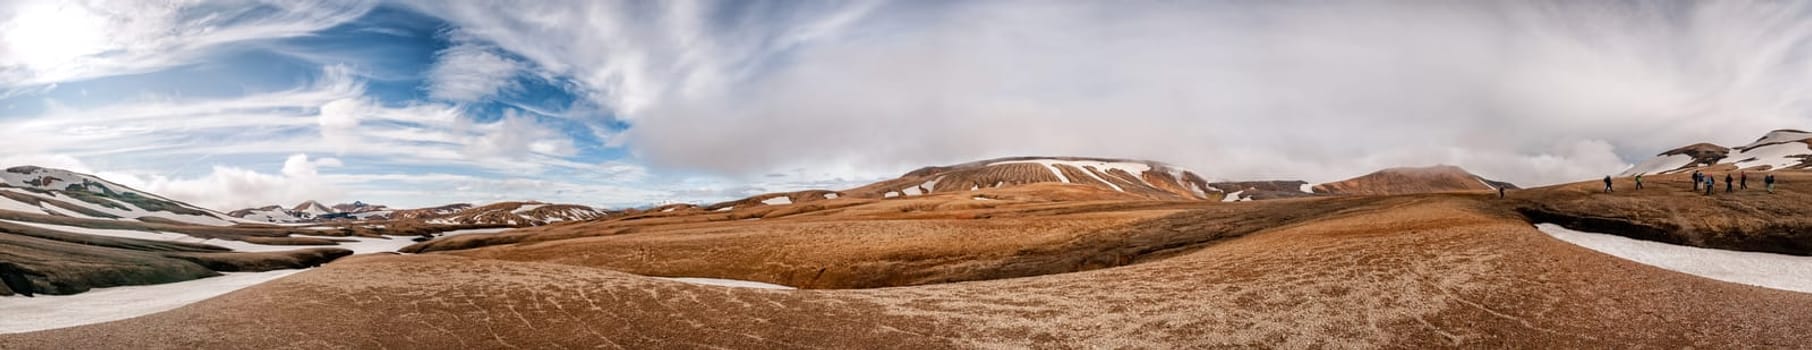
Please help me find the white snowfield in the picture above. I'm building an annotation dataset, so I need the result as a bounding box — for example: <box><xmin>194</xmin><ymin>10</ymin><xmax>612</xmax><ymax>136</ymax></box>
<box><xmin>0</xmin><ymin>226</ymin><xmax>517</xmax><ymax>334</ymax></box>
<box><xmin>510</xmin><ymin>204</ymin><xmax>547</xmax><ymax>214</ymax></box>
<box><xmin>760</xmin><ymin>196</ymin><xmax>793</xmax><ymax>206</ymax></box>
<box><xmin>1620</xmin><ymin>130</ymin><xmax>1812</xmax><ymax>176</ymax></box>
<box><xmin>1299</xmin><ymin>183</ymin><xmax>1317</xmax><ymax>194</ymax></box>
<box><xmin>0</xmin><ymin>270</ymin><xmax>303</xmax><ymax>334</ymax></box>
<box><xmin>1619</xmin><ymin>154</ymin><xmax>1696</xmax><ymax>177</ymax></box>
<box><xmin>0</xmin><ymin>188</ymin><xmax>237</xmax><ymax>226</ymax></box>
<box><xmin>1536</xmin><ymin>223</ymin><xmax>1812</xmax><ymax>294</ymax></box>
<box><xmin>655</xmin><ymin>277</ymin><xmax>796</xmax><ymax>290</ymax></box>
<box><xmin>1730</xmin><ymin>142</ymin><xmax>1812</xmax><ymax>171</ymax></box>
<box><xmin>3</xmin><ymin>220</ymin><xmax>514</xmax><ymax>254</ymax></box>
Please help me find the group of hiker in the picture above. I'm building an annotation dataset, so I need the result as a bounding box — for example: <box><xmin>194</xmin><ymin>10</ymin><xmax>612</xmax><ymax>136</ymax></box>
<box><xmin>1602</xmin><ymin>171</ymin><xmax>1781</xmax><ymax>195</ymax></box>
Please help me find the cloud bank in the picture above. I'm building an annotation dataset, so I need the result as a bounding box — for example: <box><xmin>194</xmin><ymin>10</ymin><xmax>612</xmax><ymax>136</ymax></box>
<box><xmin>421</xmin><ymin>0</ymin><xmax>1812</xmax><ymax>185</ymax></box>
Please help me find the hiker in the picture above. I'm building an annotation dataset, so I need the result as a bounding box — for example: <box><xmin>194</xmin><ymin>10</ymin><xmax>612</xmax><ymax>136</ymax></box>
<box><xmin>1741</xmin><ymin>172</ymin><xmax>1749</xmax><ymax>190</ymax></box>
<box><xmin>1705</xmin><ymin>176</ymin><xmax>1715</xmax><ymax>195</ymax></box>
<box><xmin>1635</xmin><ymin>174</ymin><xmax>1644</xmax><ymax>190</ymax></box>
<box><xmin>1603</xmin><ymin>176</ymin><xmax>1614</xmax><ymax>193</ymax></box>
<box><xmin>1498</xmin><ymin>186</ymin><xmax>1506</xmax><ymax>199</ymax></box>
<box><xmin>1692</xmin><ymin>171</ymin><xmax>1703</xmax><ymax>191</ymax></box>
<box><xmin>1766</xmin><ymin>174</ymin><xmax>1777</xmax><ymax>194</ymax></box>
<box><xmin>1726</xmin><ymin>174</ymin><xmax>1734</xmax><ymax>193</ymax></box>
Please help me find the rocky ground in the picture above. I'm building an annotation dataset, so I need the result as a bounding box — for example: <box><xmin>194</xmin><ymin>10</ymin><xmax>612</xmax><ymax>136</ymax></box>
<box><xmin>5</xmin><ymin>173</ymin><xmax>1812</xmax><ymax>348</ymax></box>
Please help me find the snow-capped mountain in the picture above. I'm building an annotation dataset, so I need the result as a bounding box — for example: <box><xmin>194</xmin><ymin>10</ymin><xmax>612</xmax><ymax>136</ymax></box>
<box><xmin>423</xmin><ymin>201</ymin><xmax>608</xmax><ymax>226</ymax></box>
<box><xmin>840</xmin><ymin>156</ymin><xmax>1221</xmax><ymax>201</ymax></box>
<box><xmin>0</xmin><ymin>166</ymin><xmax>241</xmax><ymax>226</ymax></box>
<box><xmin>1621</xmin><ymin>129</ymin><xmax>1812</xmax><ymax>176</ymax></box>
<box><xmin>225</xmin><ymin>205</ymin><xmax>313</xmax><ymax>223</ymax></box>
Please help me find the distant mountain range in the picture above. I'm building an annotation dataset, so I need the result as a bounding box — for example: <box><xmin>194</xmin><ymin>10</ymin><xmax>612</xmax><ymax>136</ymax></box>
<box><xmin>1621</xmin><ymin>129</ymin><xmax>1812</xmax><ymax>176</ymax></box>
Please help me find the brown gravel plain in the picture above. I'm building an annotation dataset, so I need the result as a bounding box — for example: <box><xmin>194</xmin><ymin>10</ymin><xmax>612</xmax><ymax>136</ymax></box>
<box><xmin>5</xmin><ymin>176</ymin><xmax>1812</xmax><ymax>349</ymax></box>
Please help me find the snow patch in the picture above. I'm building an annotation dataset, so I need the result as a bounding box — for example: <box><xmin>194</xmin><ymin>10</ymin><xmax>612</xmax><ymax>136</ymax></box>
<box><xmin>655</xmin><ymin>277</ymin><xmax>795</xmax><ymax>290</ymax></box>
<box><xmin>1730</xmin><ymin>142</ymin><xmax>1812</xmax><ymax>171</ymax></box>
<box><xmin>1537</xmin><ymin>223</ymin><xmax>1812</xmax><ymax>294</ymax></box>
<box><xmin>1299</xmin><ymin>183</ymin><xmax>1316</xmax><ymax>194</ymax></box>
<box><xmin>0</xmin><ymin>196</ymin><xmax>47</xmax><ymax>214</ymax></box>
<box><xmin>1619</xmin><ymin>154</ymin><xmax>1696</xmax><ymax>177</ymax></box>
<box><xmin>510</xmin><ymin>204</ymin><xmax>546</xmax><ymax>215</ymax></box>
<box><xmin>761</xmin><ymin>196</ymin><xmax>793</xmax><ymax>205</ymax></box>
<box><xmin>0</xmin><ymin>270</ymin><xmax>303</xmax><ymax>334</ymax></box>
<box><xmin>823</xmin><ymin>193</ymin><xmax>839</xmax><ymax>199</ymax></box>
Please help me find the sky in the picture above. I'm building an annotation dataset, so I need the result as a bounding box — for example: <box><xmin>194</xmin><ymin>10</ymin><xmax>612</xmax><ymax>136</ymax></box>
<box><xmin>1</xmin><ymin>0</ymin><xmax>1810</xmax><ymax>211</ymax></box>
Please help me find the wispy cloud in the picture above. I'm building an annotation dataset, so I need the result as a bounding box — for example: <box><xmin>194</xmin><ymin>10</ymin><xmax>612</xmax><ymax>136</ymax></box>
<box><xmin>0</xmin><ymin>0</ymin><xmax>375</xmax><ymax>89</ymax></box>
<box><xmin>425</xmin><ymin>37</ymin><xmax>523</xmax><ymax>103</ymax></box>
<box><xmin>420</xmin><ymin>0</ymin><xmax>1812</xmax><ymax>186</ymax></box>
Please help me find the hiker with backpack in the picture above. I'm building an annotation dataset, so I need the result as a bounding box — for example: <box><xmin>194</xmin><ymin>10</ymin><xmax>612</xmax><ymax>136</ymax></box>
<box><xmin>1706</xmin><ymin>176</ymin><xmax>1715</xmax><ymax>195</ymax></box>
<box><xmin>1766</xmin><ymin>174</ymin><xmax>1777</xmax><ymax>194</ymax></box>
<box><xmin>1726</xmin><ymin>174</ymin><xmax>1735</xmax><ymax>193</ymax></box>
<box><xmin>1635</xmin><ymin>174</ymin><xmax>1644</xmax><ymax>190</ymax></box>
<box><xmin>1740</xmin><ymin>172</ymin><xmax>1749</xmax><ymax>190</ymax></box>
<box><xmin>1692</xmin><ymin>171</ymin><xmax>1703</xmax><ymax>191</ymax></box>
<box><xmin>1603</xmin><ymin>176</ymin><xmax>1614</xmax><ymax>193</ymax></box>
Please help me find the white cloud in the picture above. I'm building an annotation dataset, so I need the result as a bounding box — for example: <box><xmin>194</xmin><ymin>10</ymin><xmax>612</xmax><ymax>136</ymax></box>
<box><xmin>425</xmin><ymin>39</ymin><xmax>523</xmax><ymax>103</ymax></box>
<box><xmin>0</xmin><ymin>0</ymin><xmax>374</xmax><ymax>89</ymax></box>
<box><xmin>418</xmin><ymin>0</ymin><xmax>1812</xmax><ymax>187</ymax></box>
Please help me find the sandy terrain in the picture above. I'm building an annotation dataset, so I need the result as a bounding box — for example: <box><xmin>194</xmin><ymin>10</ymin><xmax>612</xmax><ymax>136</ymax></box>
<box><xmin>6</xmin><ymin>178</ymin><xmax>1812</xmax><ymax>348</ymax></box>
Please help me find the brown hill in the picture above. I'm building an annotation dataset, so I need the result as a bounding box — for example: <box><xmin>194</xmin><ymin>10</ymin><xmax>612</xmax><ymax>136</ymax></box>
<box><xmin>1313</xmin><ymin>165</ymin><xmax>1515</xmax><ymax>195</ymax></box>
<box><xmin>838</xmin><ymin>156</ymin><xmax>1218</xmax><ymax>201</ymax></box>
<box><xmin>420</xmin><ymin>201</ymin><xmax>606</xmax><ymax>226</ymax></box>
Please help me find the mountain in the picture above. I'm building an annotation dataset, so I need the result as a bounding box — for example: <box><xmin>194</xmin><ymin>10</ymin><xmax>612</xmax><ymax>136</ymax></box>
<box><xmin>225</xmin><ymin>205</ymin><xmax>313</xmax><ymax>223</ymax></box>
<box><xmin>838</xmin><ymin>156</ymin><xmax>1220</xmax><ymax>201</ymax></box>
<box><xmin>1310</xmin><ymin>165</ymin><xmax>1515</xmax><ymax>196</ymax></box>
<box><xmin>1209</xmin><ymin>180</ymin><xmax>1319</xmax><ymax>201</ymax></box>
<box><xmin>1621</xmin><ymin>129</ymin><xmax>1812</xmax><ymax>176</ymax></box>
<box><xmin>291</xmin><ymin>200</ymin><xmax>336</xmax><ymax>217</ymax></box>
<box><xmin>0</xmin><ymin>166</ymin><xmax>240</xmax><ymax>226</ymax></box>
<box><xmin>423</xmin><ymin>201</ymin><xmax>608</xmax><ymax>226</ymax></box>
<box><xmin>385</xmin><ymin>203</ymin><xmax>475</xmax><ymax>221</ymax></box>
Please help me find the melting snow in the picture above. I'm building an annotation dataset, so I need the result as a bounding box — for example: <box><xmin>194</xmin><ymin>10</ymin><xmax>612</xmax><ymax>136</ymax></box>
<box><xmin>1221</xmin><ymin>191</ymin><xmax>1249</xmax><ymax>202</ymax></box>
<box><xmin>1620</xmin><ymin>154</ymin><xmax>1696</xmax><ymax>177</ymax></box>
<box><xmin>761</xmin><ymin>196</ymin><xmax>792</xmax><ymax>205</ymax></box>
<box><xmin>1299</xmin><ymin>183</ymin><xmax>1316</xmax><ymax>194</ymax></box>
<box><xmin>510</xmin><ymin>204</ymin><xmax>547</xmax><ymax>215</ymax></box>
<box><xmin>0</xmin><ymin>269</ymin><xmax>303</xmax><ymax>334</ymax></box>
<box><xmin>655</xmin><ymin>277</ymin><xmax>795</xmax><ymax>290</ymax></box>
<box><xmin>1537</xmin><ymin>223</ymin><xmax>1812</xmax><ymax>294</ymax></box>
<box><xmin>1730</xmin><ymin>142</ymin><xmax>1812</xmax><ymax>171</ymax></box>
<box><xmin>0</xmin><ymin>196</ymin><xmax>47</xmax><ymax>214</ymax></box>
<box><xmin>1740</xmin><ymin>130</ymin><xmax>1812</xmax><ymax>150</ymax></box>
<box><xmin>823</xmin><ymin>193</ymin><xmax>839</xmax><ymax>199</ymax></box>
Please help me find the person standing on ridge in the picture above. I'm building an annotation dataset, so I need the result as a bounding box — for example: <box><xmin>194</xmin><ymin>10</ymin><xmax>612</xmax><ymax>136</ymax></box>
<box><xmin>1498</xmin><ymin>186</ymin><xmax>1506</xmax><ymax>199</ymax></box>
<box><xmin>1726</xmin><ymin>174</ymin><xmax>1734</xmax><ymax>193</ymax></box>
<box><xmin>1741</xmin><ymin>172</ymin><xmax>1749</xmax><ymax>190</ymax></box>
<box><xmin>1766</xmin><ymin>174</ymin><xmax>1777</xmax><ymax>194</ymax></box>
<box><xmin>1635</xmin><ymin>174</ymin><xmax>1644</xmax><ymax>190</ymax></box>
<box><xmin>1692</xmin><ymin>171</ymin><xmax>1703</xmax><ymax>191</ymax></box>
<box><xmin>1603</xmin><ymin>176</ymin><xmax>1614</xmax><ymax>193</ymax></box>
<box><xmin>1706</xmin><ymin>176</ymin><xmax>1715</xmax><ymax>196</ymax></box>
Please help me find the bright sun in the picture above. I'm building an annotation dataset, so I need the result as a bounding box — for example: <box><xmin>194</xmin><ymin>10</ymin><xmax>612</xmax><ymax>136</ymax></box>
<box><xmin>2</xmin><ymin>2</ymin><xmax>112</xmax><ymax>69</ymax></box>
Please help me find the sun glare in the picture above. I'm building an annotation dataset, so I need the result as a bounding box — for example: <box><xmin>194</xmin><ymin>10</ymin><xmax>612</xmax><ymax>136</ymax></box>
<box><xmin>2</xmin><ymin>2</ymin><xmax>111</xmax><ymax>68</ymax></box>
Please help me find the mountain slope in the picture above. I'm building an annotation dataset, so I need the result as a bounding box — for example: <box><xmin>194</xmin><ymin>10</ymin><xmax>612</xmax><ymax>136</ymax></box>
<box><xmin>0</xmin><ymin>166</ymin><xmax>240</xmax><ymax>226</ymax></box>
<box><xmin>424</xmin><ymin>202</ymin><xmax>607</xmax><ymax>226</ymax></box>
<box><xmin>1621</xmin><ymin>129</ymin><xmax>1812</xmax><ymax>176</ymax></box>
<box><xmin>1312</xmin><ymin>165</ymin><xmax>1514</xmax><ymax>196</ymax></box>
<box><xmin>840</xmin><ymin>156</ymin><xmax>1219</xmax><ymax>201</ymax></box>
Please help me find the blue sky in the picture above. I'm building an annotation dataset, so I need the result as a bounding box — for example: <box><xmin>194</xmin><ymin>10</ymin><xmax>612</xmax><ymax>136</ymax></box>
<box><xmin>3</xmin><ymin>0</ymin><xmax>1810</xmax><ymax>210</ymax></box>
